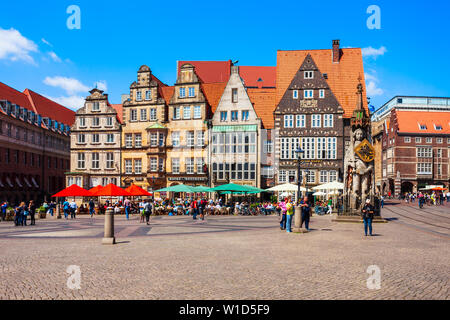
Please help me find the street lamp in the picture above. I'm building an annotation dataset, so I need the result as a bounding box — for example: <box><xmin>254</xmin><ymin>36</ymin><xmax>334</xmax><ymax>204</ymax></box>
<box><xmin>295</xmin><ymin>148</ymin><xmax>305</xmax><ymax>204</ymax></box>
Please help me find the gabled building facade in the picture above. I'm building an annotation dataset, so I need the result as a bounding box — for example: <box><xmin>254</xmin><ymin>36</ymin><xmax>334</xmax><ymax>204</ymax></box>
<box><xmin>273</xmin><ymin>40</ymin><xmax>368</xmax><ymax>194</ymax></box>
<box><xmin>209</xmin><ymin>65</ymin><xmax>263</xmax><ymax>188</ymax></box>
<box><xmin>67</xmin><ymin>89</ymin><xmax>122</xmax><ymax>189</ymax></box>
<box><xmin>121</xmin><ymin>65</ymin><xmax>168</xmax><ymax>192</ymax></box>
<box><xmin>274</xmin><ymin>53</ymin><xmax>344</xmax><ymax>191</ymax></box>
<box><xmin>165</xmin><ymin>64</ymin><xmax>216</xmax><ymax>187</ymax></box>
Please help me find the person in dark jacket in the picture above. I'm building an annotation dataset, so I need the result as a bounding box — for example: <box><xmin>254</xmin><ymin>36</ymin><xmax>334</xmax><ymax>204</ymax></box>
<box><xmin>29</xmin><ymin>200</ymin><xmax>36</xmax><ymax>225</ymax></box>
<box><xmin>300</xmin><ymin>197</ymin><xmax>311</xmax><ymax>231</ymax></box>
<box><xmin>361</xmin><ymin>198</ymin><xmax>375</xmax><ymax>236</ymax></box>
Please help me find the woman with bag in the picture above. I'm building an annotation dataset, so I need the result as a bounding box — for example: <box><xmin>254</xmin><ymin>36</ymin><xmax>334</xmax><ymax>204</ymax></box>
<box><xmin>20</xmin><ymin>202</ymin><xmax>28</xmax><ymax>226</ymax></box>
<box><xmin>29</xmin><ymin>200</ymin><xmax>36</xmax><ymax>225</ymax></box>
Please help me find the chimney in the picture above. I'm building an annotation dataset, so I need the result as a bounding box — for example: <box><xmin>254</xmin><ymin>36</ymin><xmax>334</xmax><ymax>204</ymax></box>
<box><xmin>332</xmin><ymin>39</ymin><xmax>340</xmax><ymax>63</ymax></box>
<box><xmin>231</xmin><ymin>65</ymin><xmax>239</xmax><ymax>75</ymax></box>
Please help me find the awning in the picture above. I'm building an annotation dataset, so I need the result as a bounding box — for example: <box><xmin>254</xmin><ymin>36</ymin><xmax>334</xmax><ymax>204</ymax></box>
<box><xmin>31</xmin><ymin>177</ymin><xmax>39</xmax><ymax>188</ymax></box>
<box><xmin>6</xmin><ymin>176</ymin><xmax>14</xmax><ymax>188</ymax></box>
<box><xmin>23</xmin><ymin>177</ymin><xmax>32</xmax><ymax>188</ymax></box>
<box><xmin>212</xmin><ymin>125</ymin><xmax>257</xmax><ymax>132</ymax></box>
<box><xmin>15</xmin><ymin>177</ymin><xmax>23</xmax><ymax>188</ymax></box>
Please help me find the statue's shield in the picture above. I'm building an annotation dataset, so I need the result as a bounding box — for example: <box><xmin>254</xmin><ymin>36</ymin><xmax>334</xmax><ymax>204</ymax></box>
<box><xmin>354</xmin><ymin>139</ymin><xmax>375</xmax><ymax>162</ymax></box>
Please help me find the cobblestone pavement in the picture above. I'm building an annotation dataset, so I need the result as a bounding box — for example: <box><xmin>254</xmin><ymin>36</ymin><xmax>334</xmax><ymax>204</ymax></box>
<box><xmin>0</xmin><ymin>202</ymin><xmax>448</xmax><ymax>300</ymax></box>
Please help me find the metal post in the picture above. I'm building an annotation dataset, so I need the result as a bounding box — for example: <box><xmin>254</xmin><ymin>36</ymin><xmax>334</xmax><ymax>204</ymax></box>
<box><xmin>102</xmin><ymin>207</ymin><xmax>116</xmax><ymax>245</ymax></box>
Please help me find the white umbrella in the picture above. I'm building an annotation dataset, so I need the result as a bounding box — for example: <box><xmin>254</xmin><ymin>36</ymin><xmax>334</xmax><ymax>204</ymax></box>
<box><xmin>313</xmin><ymin>191</ymin><xmax>326</xmax><ymax>196</ymax></box>
<box><xmin>279</xmin><ymin>192</ymin><xmax>294</xmax><ymax>198</ymax></box>
<box><xmin>312</xmin><ymin>181</ymin><xmax>344</xmax><ymax>191</ymax></box>
<box><xmin>328</xmin><ymin>190</ymin><xmax>341</xmax><ymax>196</ymax></box>
<box><xmin>266</xmin><ymin>183</ymin><xmax>306</xmax><ymax>192</ymax></box>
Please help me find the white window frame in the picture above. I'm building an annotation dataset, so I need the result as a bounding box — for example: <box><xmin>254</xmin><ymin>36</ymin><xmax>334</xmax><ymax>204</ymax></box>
<box><xmin>304</xmin><ymin>90</ymin><xmax>313</xmax><ymax>99</ymax></box>
<box><xmin>284</xmin><ymin>115</ymin><xmax>294</xmax><ymax>128</ymax></box>
<box><xmin>150</xmin><ymin>108</ymin><xmax>157</xmax><ymax>121</ymax></box>
<box><xmin>91</xmin><ymin>153</ymin><xmax>99</xmax><ymax>169</ymax></box>
<box><xmin>172</xmin><ymin>132</ymin><xmax>180</xmax><ymax>147</ymax></box>
<box><xmin>172</xmin><ymin>158</ymin><xmax>180</xmax><ymax>174</ymax></box>
<box><xmin>193</xmin><ymin>106</ymin><xmax>201</xmax><ymax>119</ymax></box>
<box><xmin>312</xmin><ymin>114</ymin><xmax>321</xmax><ymax>128</ymax></box>
<box><xmin>304</xmin><ymin>71</ymin><xmax>314</xmax><ymax>79</ymax></box>
<box><xmin>125</xmin><ymin>159</ymin><xmax>133</xmax><ymax>174</ymax></box>
<box><xmin>106</xmin><ymin>153</ymin><xmax>114</xmax><ymax>169</ymax></box>
<box><xmin>319</xmin><ymin>89</ymin><xmax>325</xmax><ymax>98</ymax></box>
<box><xmin>323</xmin><ymin>114</ymin><xmax>333</xmax><ymax>128</ymax></box>
<box><xmin>134</xmin><ymin>159</ymin><xmax>142</xmax><ymax>174</ymax></box>
<box><xmin>293</xmin><ymin>90</ymin><xmax>298</xmax><ymax>99</ymax></box>
<box><xmin>140</xmin><ymin>108</ymin><xmax>147</xmax><ymax>121</ymax></box>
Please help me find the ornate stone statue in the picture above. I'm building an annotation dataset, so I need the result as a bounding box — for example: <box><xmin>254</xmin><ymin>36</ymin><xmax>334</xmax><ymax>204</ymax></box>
<box><xmin>343</xmin><ymin>82</ymin><xmax>375</xmax><ymax>214</ymax></box>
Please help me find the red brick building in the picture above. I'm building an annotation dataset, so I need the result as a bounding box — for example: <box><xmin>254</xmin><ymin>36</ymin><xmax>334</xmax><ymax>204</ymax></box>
<box><xmin>381</xmin><ymin>109</ymin><xmax>450</xmax><ymax>196</ymax></box>
<box><xmin>0</xmin><ymin>82</ymin><xmax>75</xmax><ymax>205</ymax></box>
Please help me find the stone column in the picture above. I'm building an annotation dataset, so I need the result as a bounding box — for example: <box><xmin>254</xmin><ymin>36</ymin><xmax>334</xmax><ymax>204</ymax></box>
<box><xmin>102</xmin><ymin>207</ymin><xmax>116</xmax><ymax>245</ymax></box>
<box><xmin>292</xmin><ymin>206</ymin><xmax>308</xmax><ymax>233</ymax></box>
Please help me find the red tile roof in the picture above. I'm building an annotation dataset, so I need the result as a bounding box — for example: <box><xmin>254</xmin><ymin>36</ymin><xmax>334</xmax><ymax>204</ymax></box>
<box><xmin>160</xmin><ymin>86</ymin><xmax>175</xmax><ymax>105</ymax></box>
<box><xmin>177</xmin><ymin>61</ymin><xmax>276</xmax><ymax>88</ymax></box>
<box><xmin>394</xmin><ymin>110</ymin><xmax>450</xmax><ymax>134</ymax></box>
<box><xmin>24</xmin><ymin>89</ymin><xmax>76</xmax><ymax>126</ymax></box>
<box><xmin>239</xmin><ymin>66</ymin><xmax>276</xmax><ymax>88</ymax></box>
<box><xmin>276</xmin><ymin>48</ymin><xmax>367</xmax><ymax>118</ymax></box>
<box><xmin>177</xmin><ymin>60</ymin><xmax>232</xmax><ymax>83</ymax></box>
<box><xmin>0</xmin><ymin>81</ymin><xmax>33</xmax><ymax>110</ymax></box>
<box><xmin>201</xmin><ymin>82</ymin><xmax>227</xmax><ymax>113</ymax></box>
<box><xmin>110</xmin><ymin>104</ymin><xmax>123</xmax><ymax>124</ymax></box>
<box><xmin>247</xmin><ymin>88</ymin><xmax>277</xmax><ymax>129</ymax></box>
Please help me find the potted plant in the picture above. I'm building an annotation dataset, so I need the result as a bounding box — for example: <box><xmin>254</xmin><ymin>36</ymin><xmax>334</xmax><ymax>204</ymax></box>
<box><xmin>6</xmin><ymin>207</ymin><xmax>15</xmax><ymax>221</ymax></box>
<box><xmin>38</xmin><ymin>206</ymin><xmax>46</xmax><ymax>219</ymax></box>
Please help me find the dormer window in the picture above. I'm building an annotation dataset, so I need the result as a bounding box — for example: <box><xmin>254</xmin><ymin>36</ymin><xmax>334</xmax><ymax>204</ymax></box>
<box><xmin>92</xmin><ymin>102</ymin><xmax>100</xmax><ymax>111</ymax></box>
<box><xmin>419</xmin><ymin>124</ymin><xmax>427</xmax><ymax>130</ymax></box>
<box><xmin>434</xmin><ymin>124</ymin><xmax>442</xmax><ymax>130</ymax></box>
<box><xmin>293</xmin><ymin>90</ymin><xmax>298</xmax><ymax>99</ymax></box>
<box><xmin>304</xmin><ymin>71</ymin><xmax>314</xmax><ymax>79</ymax></box>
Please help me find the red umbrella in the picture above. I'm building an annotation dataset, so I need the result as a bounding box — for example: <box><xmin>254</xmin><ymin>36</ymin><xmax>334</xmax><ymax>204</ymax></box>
<box><xmin>88</xmin><ymin>185</ymin><xmax>104</xmax><ymax>196</ymax></box>
<box><xmin>52</xmin><ymin>184</ymin><xmax>91</xmax><ymax>197</ymax></box>
<box><xmin>431</xmin><ymin>187</ymin><xmax>447</xmax><ymax>191</ymax></box>
<box><xmin>124</xmin><ymin>184</ymin><xmax>152</xmax><ymax>196</ymax></box>
<box><xmin>91</xmin><ymin>183</ymin><xmax>132</xmax><ymax>197</ymax></box>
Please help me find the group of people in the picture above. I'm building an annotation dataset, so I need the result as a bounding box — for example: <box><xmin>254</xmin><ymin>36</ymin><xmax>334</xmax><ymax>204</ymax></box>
<box><xmin>0</xmin><ymin>200</ymin><xmax>38</xmax><ymax>226</ymax></box>
<box><xmin>277</xmin><ymin>196</ymin><xmax>312</xmax><ymax>233</ymax></box>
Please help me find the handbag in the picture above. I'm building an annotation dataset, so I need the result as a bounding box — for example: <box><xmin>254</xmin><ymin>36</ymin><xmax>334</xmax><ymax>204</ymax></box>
<box><xmin>24</xmin><ymin>210</ymin><xmax>29</xmax><ymax>216</ymax></box>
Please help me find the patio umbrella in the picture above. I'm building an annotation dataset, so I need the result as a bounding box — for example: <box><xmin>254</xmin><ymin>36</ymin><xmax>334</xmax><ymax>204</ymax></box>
<box><xmin>155</xmin><ymin>184</ymin><xmax>197</xmax><ymax>193</ymax></box>
<box><xmin>125</xmin><ymin>184</ymin><xmax>152</xmax><ymax>196</ymax></box>
<box><xmin>265</xmin><ymin>183</ymin><xmax>306</xmax><ymax>192</ymax></box>
<box><xmin>313</xmin><ymin>191</ymin><xmax>327</xmax><ymax>196</ymax></box>
<box><xmin>431</xmin><ymin>187</ymin><xmax>447</xmax><ymax>191</ymax></box>
<box><xmin>312</xmin><ymin>181</ymin><xmax>344</xmax><ymax>191</ymax></box>
<box><xmin>190</xmin><ymin>185</ymin><xmax>211</xmax><ymax>193</ymax></box>
<box><xmin>208</xmin><ymin>183</ymin><xmax>260</xmax><ymax>193</ymax></box>
<box><xmin>91</xmin><ymin>184</ymin><xmax>132</xmax><ymax>197</ymax></box>
<box><xmin>52</xmin><ymin>184</ymin><xmax>91</xmax><ymax>197</ymax></box>
<box><xmin>88</xmin><ymin>185</ymin><xmax>104</xmax><ymax>196</ymax></box>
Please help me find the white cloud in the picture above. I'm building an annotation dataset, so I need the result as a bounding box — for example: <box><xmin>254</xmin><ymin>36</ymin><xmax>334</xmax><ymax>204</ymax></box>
<box><xmin>43</xmin><ymin>76</ymin><xmax>90</xmax><ymax>95</ymax></box>
<box><xmin>364</xmin><ymin>72</ymin><xmax>384</xmax><ymax>97</ymax></box>
<box><xmin>366</xmin><ymin>80</ymin><xmax>384</xmax><ymax>96</ymax></box>
<box><xmin>41</xmin><ymin>38</ymin><xmax>52</xmax><ymax>47</ymax></box>
<box><xmin>47</xmin><ymin>95</ymin><xmax>85</xmax><ymax>111</ymax></box>
<box><xmin>0</xmin><ymin>27</ymin><xmax>38</xmax><ymax>64</ymax></box>
<box><xmin>95</xmin><ymin>80</ymin><xmax>107</xmax><ymax>91</ymax></box>
<box><xmin>48</xmin><ymin>51</ymin><xmax>62</xmax><ymax>63</ymax></box>
<box><xmin>362</xmin><ymin>46</ymin><xmax>387</xmax><ymax>59</ymax></box>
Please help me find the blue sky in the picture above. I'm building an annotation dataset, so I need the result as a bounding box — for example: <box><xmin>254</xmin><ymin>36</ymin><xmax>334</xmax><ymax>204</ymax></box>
<box><xmin>0</xmin><ymin>0</ymin><xmax>449</xmax><ymax>111</ymax></box>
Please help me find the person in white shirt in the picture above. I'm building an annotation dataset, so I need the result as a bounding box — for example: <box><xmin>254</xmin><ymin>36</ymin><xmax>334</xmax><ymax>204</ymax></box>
<box><xmin>69</xmin><ymin>201</ymin><xmax>77</xmax><ymax>219</ymax></box>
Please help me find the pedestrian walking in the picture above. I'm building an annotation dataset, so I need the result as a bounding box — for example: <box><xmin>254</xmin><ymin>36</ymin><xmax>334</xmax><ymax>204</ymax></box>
<box><xmin>285</xmin><ymin>197</ymin><xmax>294</xmax><ymax>233</ymax></box>
<box><xmin>361</xmin><ymin>198</ymin><xmax>375</xmax><ymax>236</ymax></box>
<box><xmin>89</xmin><ymin>199</ymin><xmax>95</xmax><ymax>218</ymax></box>
<box><xmin>300</xmin><ymin>197</ymin><xmax>311</xmax><ymax>231</ymax></box>
<box><xmin>191</xmin><ymin>198</ymin><xmax>198</xmax><ymax>220</ymax></box>
<box><xmin>21</xmin><ymin>202</ymin><xmax>28</xmax><ymax>226</ymax></box>
<box><xmin>14</xmin><ymin>205</ymin><xmax>22</xmax><ymax>226</ymax></box>
<box><xmin>327</xmin><ymin>198</ymin><xmax>333</xmax><ymax>214</ymax></box>
<box><xmin>28</xmin><ymin>200</ymin><xmax>36</xmax><ymax>225</ymax></box>
<box><xmin>380</xmin><ymin>195</ymin><xmax>384</xmax><ymax>208</ymax></box>
<box><xmin>63</xmin><ymin>200</ymin><xmax>70</xmax><ymax>219</ymax></box>
<box><xmin>69</xmin><ymin>200</ymin><xmax>77</xmax><ymax>219</ymax></box>
<box><xmin>144</xmin><ymin>200</ymin><xmax>152</xmax><ymax>225</ymax></box>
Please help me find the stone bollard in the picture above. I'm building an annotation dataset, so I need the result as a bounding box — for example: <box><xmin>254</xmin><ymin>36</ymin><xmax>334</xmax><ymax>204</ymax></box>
<box><xmin>102</xmin><ymin>207</ymin><xmax>116</xmax><ymax>245</ymax></box>
<box><xmin>293</xmin><ymin>205</ymin><xmax>308</xmax><ymax>233</ymax></box>
<box><xmin>56</xmin><ymin>205</ymin><xmax>62</xmax><ymax>219</ymax></box>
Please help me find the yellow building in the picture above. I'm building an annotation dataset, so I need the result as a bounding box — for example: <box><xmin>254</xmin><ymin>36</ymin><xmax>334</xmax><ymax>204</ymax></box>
<box><xmin>165</xmin><ymin>63</ymin><xmax>225</xmax><ymax>188</ymax></box>
<box><xmin>121</xmin><ymin>65</ymin><xmax>168</xmax><ymax>192</ymax></box>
